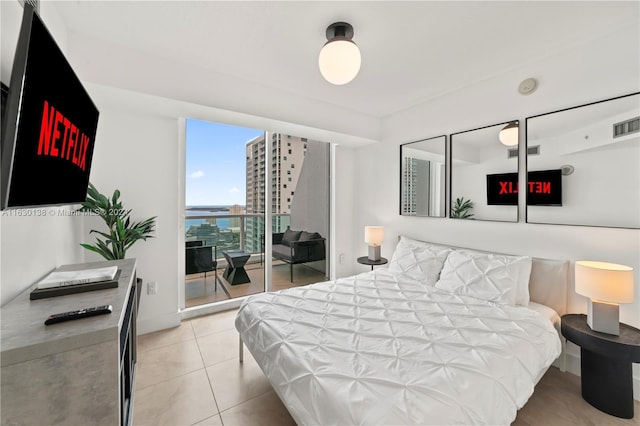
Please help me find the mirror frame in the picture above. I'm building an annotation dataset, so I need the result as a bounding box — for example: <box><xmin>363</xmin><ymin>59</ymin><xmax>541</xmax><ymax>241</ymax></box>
<box><xmin>525</xmin><ymin>92</ymin><xmax>640</xmax><ymax>229</ymax></box>
<box><xmin>449</xmin><ymin>120</ymin><xmax>520</xmax><ymax>223</ymax></box>
<box><xmin>399</xmin><ymin>135</ymin><xmax>447</xmax><ymax>217</ymax></box>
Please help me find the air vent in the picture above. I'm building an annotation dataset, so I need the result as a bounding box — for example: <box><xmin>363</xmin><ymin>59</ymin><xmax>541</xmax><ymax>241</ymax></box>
<box><xmin>528</xmin><ymin>145</ymin><xmax>540</xmax><ymax>155</ymax></box>
<box><xmin>19</xmin><ymin>0</ymin><xmax>40</xmax><ymax>13</ymax></box>
<box><xmin>613</xmin><ymin>116</ymin><xmax>639</xmax><ymax>138</ymax></box>
<box><xmin>507</xmin><ymin>145</ymin><xmax>539</xmax><ymax>159</ymax></box>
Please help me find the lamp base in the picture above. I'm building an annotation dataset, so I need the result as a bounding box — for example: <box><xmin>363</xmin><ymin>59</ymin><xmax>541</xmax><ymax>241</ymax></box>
<box><xmin>587</xmin><ymin>299</ymin><xmax>619</xmax><ymax>335</ymax></box>
<box><xmin>368</xmin><ymin>245</ymin><xmax>381</xmax><ymax>261</ymax></box>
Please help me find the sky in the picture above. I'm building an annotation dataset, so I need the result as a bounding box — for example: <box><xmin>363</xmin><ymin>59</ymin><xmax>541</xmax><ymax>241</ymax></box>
<box><xmin>185</xmin><ymin>118</ymin><xmax>264</xmax><ymax>206</ymax></box>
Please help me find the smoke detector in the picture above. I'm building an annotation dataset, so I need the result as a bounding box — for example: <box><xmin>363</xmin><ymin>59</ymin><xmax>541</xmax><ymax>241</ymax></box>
<box><xmin>561</xmin><ymin>165</ymin><xmax>575</xmax><ymax>176</ymax></box>
<box><xmin>518</xmin><ymin>78</ymin><xmax>538</xmax><ymax>95</ymax></box>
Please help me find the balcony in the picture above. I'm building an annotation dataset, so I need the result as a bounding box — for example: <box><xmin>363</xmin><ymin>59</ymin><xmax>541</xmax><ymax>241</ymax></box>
<box><xmin>185</xmin><ymin>211</ymin><xmax>291</xmax><ymax>258</ymax></box>
<box><xmin>185</xmin><ymin>211</ymin><xmax>327</xmax><ymax>307</ymax></box>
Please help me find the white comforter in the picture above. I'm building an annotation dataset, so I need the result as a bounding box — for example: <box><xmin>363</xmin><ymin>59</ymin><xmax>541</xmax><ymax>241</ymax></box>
<box><xmin>235</xmin><ymin>269</ymin><xmax>562</xmax><ymax>426</ymax></box>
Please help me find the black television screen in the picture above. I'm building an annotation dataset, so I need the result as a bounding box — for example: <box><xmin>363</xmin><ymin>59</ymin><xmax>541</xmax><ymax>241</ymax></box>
<box><xmin>527</xmin><ymin>169</ymin><xmax>563</xmax><ymax>206</ymax></box>
<box><xmin>1</xmin><ymin>3</ymin><xmax>99</xmax><ymax>210</ymax></box>
<box><xmin>486</xmin><ymin>172</ymin><xmax>518</xmax><ymax>205</ymax></box>
<box><xmin>486</xmin><ymin>170</ymin><xmax>563</xmax><ymax>206</ymax></box>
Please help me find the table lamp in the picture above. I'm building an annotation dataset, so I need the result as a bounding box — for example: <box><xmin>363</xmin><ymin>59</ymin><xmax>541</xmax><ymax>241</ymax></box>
<box><xmin>364</xmin><ymin>226</ymin><xmax>384</xmax><ymax>261</ymax></box>
<box><xmin>575</xmin><ymin>260</ymin><xmax>634</xmax><ymax>336</ymax></box>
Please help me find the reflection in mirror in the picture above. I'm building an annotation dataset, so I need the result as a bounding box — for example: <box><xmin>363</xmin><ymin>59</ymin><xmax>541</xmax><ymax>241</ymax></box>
<box><xmin>450</xmin><ymin>121</ymin><xmax>519</xmax><ymax>222</ymax></box>
<box><xmin>526</xmin><ymin>92</ymin><xmax>639</xmax><ymax>228</ymax></box>
<box><xmin>400</xmin><ymin>135</ymin><xmax>446</xmax><ymax>217</ymax></box>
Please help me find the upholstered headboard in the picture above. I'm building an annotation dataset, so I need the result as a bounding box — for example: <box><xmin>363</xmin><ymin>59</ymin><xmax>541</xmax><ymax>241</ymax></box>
<box><xmin>398</xmin><ymin>237</ymin><xmax>570</xmax><ymax>316</ymax></box>
<box><xmin>528</xmin><ymin>257</ymin><xmax>569</xmax><ymax>316</ymax></box>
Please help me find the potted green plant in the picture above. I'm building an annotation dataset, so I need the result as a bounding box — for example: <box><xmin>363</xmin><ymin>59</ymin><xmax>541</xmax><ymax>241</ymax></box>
<box><xmin>451</xmin><ymin>197</ymin><xmax>474</xmax><ymax>219</ymax></box>
<box><xmin>77</xmin><ymin>182</ymin><xmax>157</xmax><ymax>260</ymax></box>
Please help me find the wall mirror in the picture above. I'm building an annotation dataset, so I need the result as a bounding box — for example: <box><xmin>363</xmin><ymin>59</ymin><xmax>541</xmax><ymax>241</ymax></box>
<box><xmin>450</xmin><ymin>121</ymin><xmax>519</xmax><ymax>222</ymax></box>
<box><xmin>526</xmin><ymin>92</ymin><xmax>639</xmax><ymax>228</ymax></box>
<box><xmin>399</xmin><ymin>135</ymin><xmax>446</xmax><ymax>217</ymax></box>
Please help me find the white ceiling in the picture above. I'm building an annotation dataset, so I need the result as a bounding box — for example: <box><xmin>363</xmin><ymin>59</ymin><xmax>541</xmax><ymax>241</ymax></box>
<box><xmin>50</xmin><ymin>1</ymin><xmax>639</xmax><ymax>120</ymax></box>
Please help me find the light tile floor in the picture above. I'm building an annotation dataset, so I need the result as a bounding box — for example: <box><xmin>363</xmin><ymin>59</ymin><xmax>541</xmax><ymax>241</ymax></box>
<box><xmin>133</xmin><ymin>309</ymin><xmax>296</xmax><ymax>426</ymax></box>
<box><xmin>135</xmin><ymin>309</ymin><xmax>640</xmax><ymax>426</ymax></box>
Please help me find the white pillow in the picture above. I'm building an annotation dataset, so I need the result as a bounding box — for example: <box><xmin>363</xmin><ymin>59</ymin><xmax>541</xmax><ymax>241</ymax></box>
<box><xmin>453</xmin><ymin>248</ymin><xmax>533</xmax><ymax>306</ymax></box>
<box><xmin>387</xmin><ymin>236</ymin><xmax>452</xmax><ymax>285</ymax></box>
<box><xmin>435</xmin><ymin>249</ymin><xmax>532</xmax><ymax>306</ymax></box>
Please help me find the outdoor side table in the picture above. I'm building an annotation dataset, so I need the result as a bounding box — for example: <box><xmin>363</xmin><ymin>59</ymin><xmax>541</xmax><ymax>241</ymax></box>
<box><xmin>222</xmin><ymin>250</ymin><xmax>251</xmax><ymax>285</ymax></box>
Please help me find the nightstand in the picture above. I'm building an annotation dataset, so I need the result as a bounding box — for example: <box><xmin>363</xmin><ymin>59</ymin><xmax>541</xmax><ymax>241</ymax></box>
<box><xmin>560</xmin><ymin>313</ymin><xmax>640</xmax><ymax>419</ymax></box>
<box><xmin>357</xmin><ymin>256</ymin><xmax>388</xmax><ymax>271</ymax></box>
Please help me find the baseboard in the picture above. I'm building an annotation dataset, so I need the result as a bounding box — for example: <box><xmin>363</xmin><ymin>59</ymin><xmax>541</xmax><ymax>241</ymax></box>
<box><xmin>180</xmin><ymin>298</ymin><xmax>244</xmax><ymax>321</ymax></box>
<box><xmin>137</xmin><ymin>311</ymin><xmax>180</xmax><ymax>335</ymax></box>
<box><xmin>563</xmin><ymin>345</ymin><xmax>640</xmax><ymax>401</ymax></box>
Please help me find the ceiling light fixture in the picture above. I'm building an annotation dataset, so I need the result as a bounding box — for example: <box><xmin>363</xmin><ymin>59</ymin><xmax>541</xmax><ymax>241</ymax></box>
<box><xmin>318</xmin><ymin>22</ymin><xmax>361</xmax><ymax>85</ymax></box>
<box><xmin>499</xmin><ymin>121</ymin><xmax>519</xmax><ymax>146</ymax></box>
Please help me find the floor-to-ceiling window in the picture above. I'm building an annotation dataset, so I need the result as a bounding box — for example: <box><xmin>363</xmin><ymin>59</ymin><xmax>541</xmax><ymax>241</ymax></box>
<box><xmin>183</xmin><ymin>119</ymin><xmax>330</xmax><ymax>310</ymax></box>
<box><xmin>184</xmin><ymin>119</ymin><xmax>265</xmax><ymax>308</ymax></box>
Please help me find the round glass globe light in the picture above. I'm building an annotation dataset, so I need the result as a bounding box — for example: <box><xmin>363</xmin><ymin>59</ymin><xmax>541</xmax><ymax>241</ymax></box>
<box><xmin>499</xmin><ymin>125</ymin><xmax>519</xmax><ymax>146</ymax></box>
<box><xmin>318</xmin><ymin>39</ymin><xmax>361</xmax><ymax>85</ymax></box>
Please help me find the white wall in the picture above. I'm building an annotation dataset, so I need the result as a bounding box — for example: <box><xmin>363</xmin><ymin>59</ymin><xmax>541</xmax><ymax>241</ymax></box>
<box><xmin>352</xmin><ymin>22</ymin><xmax>640</xmax><ymax>393</ymax></box>
<box><xmin>332</xmin><ymin>144</ymin><xmax>356</xmax><ymax>279</ymax></box>
<box><xmin>0</xmin><ymin>1</ymin><xmax>85</xmax><ymax>306</ymax></box>
<box><xmin>79</xmin><ymin>86</ymin><xmax>182</xmax><ymax>333</ymax></box>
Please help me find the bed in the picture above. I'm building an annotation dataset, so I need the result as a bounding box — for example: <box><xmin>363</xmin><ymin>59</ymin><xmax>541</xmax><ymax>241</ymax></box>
<box><xmin>235</xmin><ymin>236</ymin><xmax>569</xmax><ymax>425</ymax></box>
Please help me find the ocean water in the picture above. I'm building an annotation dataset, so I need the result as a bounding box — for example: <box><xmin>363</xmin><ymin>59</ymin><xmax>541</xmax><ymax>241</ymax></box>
<box><xmin>186</xmin><ymin>206</ymin><xmax>239</xmax><ymax>231</ymax></box>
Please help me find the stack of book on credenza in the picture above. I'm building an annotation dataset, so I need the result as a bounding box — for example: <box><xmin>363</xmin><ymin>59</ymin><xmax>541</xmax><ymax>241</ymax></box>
<box><xmin>30</xmin><ymin>265</ymin><xmax>120</xmax><ymax>300</ymax></box>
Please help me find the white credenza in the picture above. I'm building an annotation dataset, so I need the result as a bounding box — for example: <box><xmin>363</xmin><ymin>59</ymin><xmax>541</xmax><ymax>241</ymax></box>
<box><xmin>1</xmin><ymin>258</ymin><xmax>138</xmax><ymax>426</ymax></box>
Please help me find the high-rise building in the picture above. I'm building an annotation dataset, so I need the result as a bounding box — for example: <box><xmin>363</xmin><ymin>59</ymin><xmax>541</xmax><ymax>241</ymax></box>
<box><xmin>401</xmin><ymin>157</ymin><xmax>429</xmax><ymax>215</ymax></box>
<box><xmin>228</xmin><ymin>204</ymin><xmax>244</xmax><ymax>228</ymax></box>
<box><xmin>246</xmin><ymin>135</ymin><xmax>266</xmax><ymax>214</ymax></box>
<box><xmin>245</xmin><ymin>133</ymin><xmax>307</xmax><ymax>252</ymax></box>
<box><xmin>271</xmin><ymin>133</ymin><xmax>306</xmax><ymax>216</ymax></box>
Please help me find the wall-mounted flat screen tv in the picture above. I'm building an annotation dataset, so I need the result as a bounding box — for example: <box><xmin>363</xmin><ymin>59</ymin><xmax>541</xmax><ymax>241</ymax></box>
<box><xmin>486</xmin><ymin>169</ymin><xmax>562</xmax><ymax>206</ymax></box>
<box><xmin>1</xmin><ymin>3</ymin><xmax>99</xmax><ymax>210</ymax></box>
<box><xmin>526</xmin><ymin>169</ymin><xmax>562</xmax><ymax>206</ymax></box>
<box><xmin>486</xmin><ymin>172</ymin><xmax>518</xmax><ymax>206</ymax></box>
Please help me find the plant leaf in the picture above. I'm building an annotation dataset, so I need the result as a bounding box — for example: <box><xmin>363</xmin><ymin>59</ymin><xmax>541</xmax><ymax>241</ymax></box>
<box><xmin>79</xmin><ymin>184</ymin><xmax>156</xmax><ymax>260</ymax></box>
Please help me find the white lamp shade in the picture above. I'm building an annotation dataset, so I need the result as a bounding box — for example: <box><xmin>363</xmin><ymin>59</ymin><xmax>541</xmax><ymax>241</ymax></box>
<box><xmin>319</xmin><ymin>39</ymin><xmax>361</xmax><ymax>85</ymax></box>
<box><xmin>499</xmin><ymin>122</ymin><xmax>519</xmax><ymax>146</ymax></box>
<box><xmin>364</xmin><ymin>226</ymin><xmax>384</xmax><ymax>245</ymax></box>
<box><xmin>575</xmin><ymin>260</ymin><xmax>634</xmax><ymax>303</ymax></box>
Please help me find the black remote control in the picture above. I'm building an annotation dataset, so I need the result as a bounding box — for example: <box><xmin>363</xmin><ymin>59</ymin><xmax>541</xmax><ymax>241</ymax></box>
<box><xmin>44</xmin><ymin>305</ymin><xmax>113</xmax><ymax>325</ymax></box>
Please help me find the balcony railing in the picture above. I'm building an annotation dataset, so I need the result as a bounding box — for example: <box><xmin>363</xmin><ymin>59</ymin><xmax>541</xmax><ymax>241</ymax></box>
<box><xmin>185</xmin><ymin>212</ymin><xmax>291</xmax><ymax>257</ymax></box>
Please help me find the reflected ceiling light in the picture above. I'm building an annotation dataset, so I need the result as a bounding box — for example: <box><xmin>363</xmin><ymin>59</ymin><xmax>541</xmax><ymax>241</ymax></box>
<box><xmin>499</xmin><ymin>121</ymin><xmax>519</xmax><ymax>146</ymax></box>
<box><xmin>318</xmin><ymin>22</ymin><xmax>361</xmax><ymax>85</ymax></box>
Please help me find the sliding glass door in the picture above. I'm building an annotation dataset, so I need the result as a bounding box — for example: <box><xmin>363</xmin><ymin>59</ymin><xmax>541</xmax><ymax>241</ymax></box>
<box><xmin>183</xmin><ymin>120</ymin><xmax>330</xmax><ymax>310</ymax></box>
<box><xmin>269</xmin><ymin>134</ymin><xmax>330</xmax><ymax>290</ymax></box>
<box><xmin>184</xmin><ymin>119</ymin><xmax>265</xmax><ymax>308</ymax></box>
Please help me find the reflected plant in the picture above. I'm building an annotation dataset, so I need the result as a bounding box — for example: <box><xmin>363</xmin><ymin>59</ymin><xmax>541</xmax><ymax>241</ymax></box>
<box><xmin>451</xmin><ymin>197</ymin><xmax>474</xmax><ymax>219</ymax></box>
